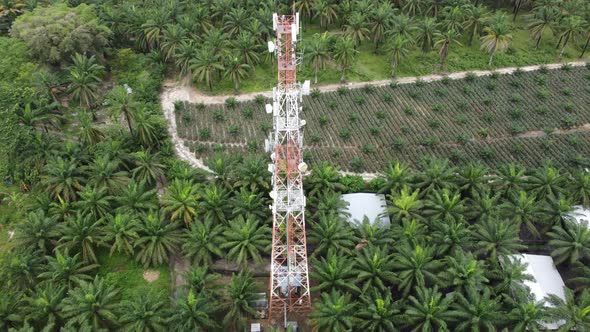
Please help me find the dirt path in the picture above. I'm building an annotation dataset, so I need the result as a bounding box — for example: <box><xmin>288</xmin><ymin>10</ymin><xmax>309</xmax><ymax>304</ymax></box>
<box><xmin>160</xmin><ymin>61</ymin><xmax>587</xmax><ymax>177</ymax></box>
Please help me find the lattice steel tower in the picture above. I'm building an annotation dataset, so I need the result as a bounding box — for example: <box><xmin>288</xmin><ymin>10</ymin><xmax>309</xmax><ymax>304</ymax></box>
<box><xmin>265</xmin><ymin>12</ymin><xmax>312</xmax><ymax>326</ymax></box>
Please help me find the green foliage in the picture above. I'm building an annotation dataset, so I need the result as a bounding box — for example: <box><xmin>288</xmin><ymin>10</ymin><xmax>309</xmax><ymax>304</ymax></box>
<box><xmin>10</xmin><ymin>3</ymin><xmax>111</xmax><ymax>64</ymax></box>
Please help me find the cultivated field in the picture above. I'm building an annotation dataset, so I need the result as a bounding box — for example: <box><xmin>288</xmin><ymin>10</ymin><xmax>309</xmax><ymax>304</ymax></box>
<box><xmin>175</xmin><ymin>65</ymin><xmax>590</xmax><ymax>172</ymax></box>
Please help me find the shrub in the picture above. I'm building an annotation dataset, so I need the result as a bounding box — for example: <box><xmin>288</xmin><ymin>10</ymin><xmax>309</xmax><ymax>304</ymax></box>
<box><xmin>482</xmin><ymin>97</ymin><xmax>493</xmax><ymax>106</ymax></box>
<box><xmin>513</xmin><ymin>67</ymin><xmax>524</xmax><ymax>76</ymax></box>
<box><xmin>196</xmin><ymin>102</ymin><xmax>206</xmax><ymax>111</ymax></box>
<box><xmin>328</xmin><ymin>100</ymin><xmax>338</xmax><ymax>110</ymax></box>
<box><xmin>457</xmin><ymin>101</ymin><xmax>469</xmax><ymax>112</ymax></box>
<box><xmin>535</xmin><ymin>75</ymin><xmax>547</xmax><ymax>86</ymax></box>
<box><xmin>456</xmin><ymin>133</ymin><xmax>470</xmax><ymax>144</ymax></box>
<box><xmin>254</xmin><ymin>95</ymin><xmax>266</xmax><ymax>105</ymax></box>
<box><xmin>534</xmin><ymin>107</ymin><xmax>548</xmax><ymax>115</ymax></box>
<box><xmin>455</xmin><ymin>114</ymin><xmax>468</xmax><ymax>125</ymax></box>
<box><xmin>562</xmin><ymin>87</ymin><xmax>573</xmax><ymax>96</ymax></box>
<box><xmin>349</xmin><ymin>156</ymin><xmax>365</xmax><ymax>172</ymax></box>
<box><xmin>567</xmin><ymin>135</ymin><xmax>580</xmax><ymax>146</ymax></box>
<box><xmin>389</xmin><ymin>80</ymin><xmax>398</xmax><ymax>89</ymax></box>
<box><xmin>427</xmin><ymin>118</ymin><xmax>441</xmax><ymax>129</ymax></box>
<box><xmin>375</xmin><ymin>110</ymin><xmax>386</xmax><ymax>119</ymax></box>
<box><xmin>536</xmin><ymin>89</ymin><xmax>550</xmax><ymax>100</ymax></box>
<box><xmin>241</xmin><ymin>107</ymin><xmax>254</xmax><ymax>119</ymax></box>
<box><xmin>480</xmin><ymin>147</ymin><xmax>495</xmax><ymax>160</ymax></box>
<box><xmin>370</xmin><ymin>126</ymin><xmax>381</xmax><ymax>136</ymax></box>
<box><xmin>434</xmin><ymin>87</ymin><xmax>448</xmax><ymax>96</ymax></box>
<box><xmin>212</xmin><ymin>109</ymin><xmax>224</xmax><ymax>122</ymax></box>
<box><xmin>421</xmin><ymin>136</ymin><xmax>439</xmax><ymax>147</ymax></box>
<box><xmin>174</xmin><ymin>100</ymin><xmax>184</xmax><ymax>113</ymax></box>
<box><xmin>225</xmin><ymin>97</ymin><xmax>237</xmax><ymax>108</ymax></box>
<box><xmin>509</xmin><ymin>108</ymin><xmax>524</xmax><ymax>119</ymax></box>
<box><xmin>363</xmin><ymin>84</ymin><xmax>376</xmax><ymax>93</ymax></box>
<box><xmin>482</xmin><ymin>112</ymin><xmax>494</xmax><ymax>123</ymax></box>
<box><xmin>509</xmin><ymin>80</ymin><xmax>522</xmax><ymax>88</ymax></box>
<box><xmin>415</xmin><ymin>79</ymin><xmax>426</xmax><ymax>87</ymax></box>
<box><xmin>561</xmin><ymin>63</ymin><xmax>572</xmax><ymax>71</ymax></box>
<box><xmin>477</xmin><ymin>127</ymin><xmax>489</xmax><ymax>139</ymax></box>
<box><xmin>332</xmin><ymin>149</ymin><xmax>342</xmax><ymax>158</ymax></box>
<box><xmin>382</xmin><ymin>93</ymin><xmax>393</xmax><ymax>102</ymax></box>
<box><xmin>392</xmin><ymin>137</ymin><xmax>405</xmax><ymax>150</ymax></box>
<box><xmin>509</xmin><ymin>94</ymin><xmax>523</xmax><ymax>103</ymax></box>
<box><xmin>563</xmin><ymin>102</ymin><xmax>575</xmax><ymax>112</ymax></box>
<box><xmin>490</xmin><ymin>72</ymin><xmax>500</xmax><ymax>79</ymax></box>
<box><xmin>511</xmin><ymin>143</ymin><xmax>524</xmax><ymax>154</ymax></box>
<box><xmin>408</xmin><ymin>89</ymin><xmax>420</xmax><ymax>99</ymax></box>
<box><xmin>465</xmin><ymin>72</ymin><xmax>477</xmax><ymax>82</ymax></box>
<box><xmin>195</xmin><ymin>144</ymin><xmax>208</xmax><ymax>153</ymax></box>
<box><xmin>539</xmin><ymin>65</ymin><xmax>549</xmax><ymax>74</ymax></box>
<box><xmin>441</xmin><ymin>76</ymin><xmax>451</xmax><ymax>85</ymax></box>
<box><xmin>354</xmin><ymin>95</ymin><xmax>366</xmax><ymax>105</ymax></box>
<box><xmin>337</xmin><ymin>86</ymin><xmax>349</xmax><ymax>95</ymax></box>
<box><xmin>450</xmin><ymin>149</ymin><xmax>467</xmax><ymax>162</ymax></box>
<box><xmin>309</xmin><ymin>133</ymin><xmax>321</xmax><ymax>143</ymax></box>
<box><xmin>247</xmin><ymin>141</ymin><xmax>258</xmax><ymax>152</ymax></box>
<box><xmin>259</xmin><ymin>121</ymin><xmax>271</xmax><ymax>132</ymax></box>
<box><xmin>199</xmin><ymin>128</ymin><xmax>211</xmax><ymax>140</ymax></box>
<box><xmin>311</xmin><ymin>88</ymin><xmax>321</xmax><ymax>98</ymax></box>
<box><xmin>404</xmin><ymin>106</ymin><xmax>415</xmax><ymax>115</ymax></box>
<box><xmin>339</xmin><ymin>128</ymin><xmax>351</xmax><ymax>141</ymax></box>
<box><xmin>341</xmin><ymin>175</ymin><xmax>365</xmax><ymax>192</ymax></box>
<box><xmin>228</xmin><ymin>125</ymin><xmax>240</xmax><ymax>136</ymax></box>
<box><xmin>181</xmin><ymin>112</ymin><xmax>192</xmax><ymax>123</ymax></box>
<box><xmin>561</xmin><ymin>115</ymin><xmax>578</xmax><ymax>128</ymax></box>
<box><xmin>510</xmin><ymin>124</ymin><xmax>525</xmax><ymax>135</ymax></box>
<box><xmin>319</xmin><ymin>115</ymin><xmax>328</xmax><ymax>126</ymax></box>
<box><xmin>362</xmin><ymin>143</ymin><xmax>376</xmax><ymax>154</ymax></box>
<box><xmin>486</xmin><ymin>81</ymin><xmax>497</xmax><ymax>91</ymax></box>
<box><xmin>462</xmin><ymin>85</ymin><xmax>474</xmax><ymax>95</ymax></box>
<box><xmin>349</xmin><ymin>112</ymin><xmax>360</xmax><ymax>122</ymax></box>
<box><xmin>432</xmin><ymin>103</ymin><xmax>443</xmax><ymax>112</ymax></box>
<box><xmin>400</xmin><ymin>125</ymin><xmax>410</xmax><ymax>134</ymax></box>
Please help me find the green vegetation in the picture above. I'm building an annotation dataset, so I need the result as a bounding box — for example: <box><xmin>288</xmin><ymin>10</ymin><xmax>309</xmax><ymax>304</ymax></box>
<box><xmin>177</xmin><ymin>65</ymin><xmax>590</xmax><ymax>172</ymax></box>
<box><xmin>1</xmin><ymin>0</ymin><xmax>590</xmax><ymax>331</ymax></box>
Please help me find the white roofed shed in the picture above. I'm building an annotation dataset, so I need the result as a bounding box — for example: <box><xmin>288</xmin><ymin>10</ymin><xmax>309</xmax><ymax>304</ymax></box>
<box><xmin>341</xmin><ymin>193</ymin><xmax>391</xmax><ymax>227</ymax></box>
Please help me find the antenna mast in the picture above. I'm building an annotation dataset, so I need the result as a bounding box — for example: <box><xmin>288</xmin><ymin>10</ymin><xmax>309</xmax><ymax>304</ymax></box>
<box><xmin>266</xmin><ymin>12</ymin><xmax>312</xmax><ymax>326</ymax></box>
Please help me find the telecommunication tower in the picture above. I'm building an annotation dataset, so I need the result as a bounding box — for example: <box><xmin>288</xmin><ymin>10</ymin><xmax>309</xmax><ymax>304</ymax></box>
<box><xmin>265</xmin><ymin>12</ymin><xmax>312</xmax><ymax>326</ymax></box>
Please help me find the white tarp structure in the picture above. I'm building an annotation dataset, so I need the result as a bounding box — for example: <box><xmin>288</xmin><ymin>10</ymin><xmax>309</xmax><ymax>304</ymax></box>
<box><xmin>567</xmin><ymin>205</ymin><xmax>590</xmax><ymax>226</ymax></box>
<box><xmin>508</xmin><ymin>254</ymin><xmax>566</xmax><ymax>330</ymax></box>
<box><xmin>341</xmin><ymin>193</ymin><xmax>391</xmax><ymax>227</ymax></box>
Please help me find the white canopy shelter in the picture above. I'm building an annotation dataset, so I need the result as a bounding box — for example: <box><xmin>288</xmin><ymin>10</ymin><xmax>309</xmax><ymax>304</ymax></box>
<box><xmin>341</xmin><ymin>193</ymin><xmax>390</xmax><ymax>227</ymax></box>
<box><xmin>508</xmin><ymin>254</ymin><xmax>566</xmax><ymax>330</ymax></box>
<box><xmin>567</xmin><ymin>205</ymin><xmax>590</xmax><ymax>226</ymax></box>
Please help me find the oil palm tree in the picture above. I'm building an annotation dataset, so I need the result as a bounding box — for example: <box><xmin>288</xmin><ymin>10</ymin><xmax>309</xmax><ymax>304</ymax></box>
<box><xmin>441</xmin><ymin>6</ymin><xmax>465</xmax><ymax>33</ymax></box>
<box><xmin>42</xmin><ymin>156</ymin><xmax>84</xmax><ymax>202</ymax></box>
<box><xmin>415</xmin><ymin>17</ymin><xmax>439</xmax><ymax>57</ymax></box>
<box><xmin>230</xmin><ymin>188</ymin><xmax>267</xmax><ymax>220</ymax></box>
<box><xmin>305</xmin><ymin>33</ymin><xmax>330</xmax><ymax>84</ymax></box>
<box><xmin>431</xmin><ymin>219</ymin><xmax>473</xmax><ymax>256</ymax></box>
<box><xmin>354</xmin><ymin>217</ymin><xmax>394</xmax><ymax>248</ymax></box>
<box><xmin>183</xmin><ymin>266</ymin><xmax>220</xmax><ymax>295</ymax></box>
<box><xmin>103</xmin><ymin>213</ymin><xmax>140</xmax><ymax>257</ymax></box>
<box><xmin>545</xmin><ymin>288</ymin><xmax>590</xmax><ymax>331</ymax></box>
<box><xmin>526</xmin><ymin>5</ymin><xmax>559</xmax><ymax>48</ymax></box>
<box><xmin>68</xmin><ymin>54</ymin><xmax>105</xmax><ymax>109</ymax></box>
<box><xmin>504</xmin><ymin>287</ymin><xmax>548</xmax><ymax>332</ymax></box>
<box><xmin>424</xmin><ymin>188</ymin><xmax>464</xmax><ymax>223</ymax></box>
<box><xmin>118</xmin><ymin>296</ymin><xmax>169</xmax><ymax>332</ymax></box>
<box><xmin>387</xmin><ymin>186</ymin><xmax>425</xmax><ymax>222</ymax></box>
<box><xmin>501</xmin><ymin>190</ymin><xmax>544</xmax><ymax>238</ymax></box>
<box><xmin>233</xmin><ymin>155</ymin><xmax>270</xmax><ymax>192</ymax></box>
<box><xmin>378</xmin><ymin>161</ymin><xmax>414</xmax><ymax>194</ymax></box>
<box><xmin>168</xmin><ymin>290</ymin><xmax>219</xmax><ymax>331</ymax></box>
<box><xmin>434</xmin><ymin>29</ymin><xmax>462</xmax><ymax>68</ymax></box>
<box><xmin>134</xmin><ymin>210</ymin><xmax>184</xmax><ymax>268</ymax></box>
<box><xmin>233</xmin><ymin>32</ymin><xmax>260</xmax><ymax>66</ymax></box>
<box><xmin>78</xmin><ymin>111</ymin><xmax>105</xmax><ymax>146</ymax></box>
<box><xmin>23</xmin><ymin>283</ymin><xmax>65</xmax><ymax>330</ymax></box>
<box><xmin>305</xmin><ymin>162</ymin><xmax>346</xmax><ymax>198</ymax></box>
<box><xmin>458</xmin><ymin>163</ymin><xmax>488</xmax><ymax>198</ymax></box>
<box><xmin>464</xmin><ymin>5</ymin><xmax>489</xmax><ymax>46</ymax></box>
<box><xmin>547</xmin><ymin>219</ymin><xmax>590</xmax><ymax>265</ymax></box>
<box><xmin>480</xmin><ymin>14</ymin><xmax>513</xmax><ymax>65</ymax></box>
<box><xmin>86</xmin><ymin>154</ymin><xmax>128</xmax><ymax>195</ymax></box>
<box><xmin>557</xmin><ymin>15</ymin><xmax>584</xmax><ymax>58</ymax></box>
<box><xmin>353</xmin><ymin>245</ymin><xmax>397</xmax><ymax>293</ymax></box>
<box><xmin>221</xmin><ymin>216</ymin><xmax>271</xmax><ymax>267</ymax></box>
<box><xmin>161</xmin><ymin>24</ymin><xmax>187</xmax><ymax>62</ymax></box>
<box><xmin>75</xmin><ymin>185</ymin><xmax>112</xmax><ymax>220</ymax></box>
<box><xmin>224</xmin><ymin>55</ymin><xmax>251</xmax><ymax>92</ymax></box>
<box><xmin>104</xmin><ymin>85</ymin><xmax>136</xmax><ymax>133</ymax></box>
<box><xmin>310</xmin><ymin>250</ymin><xmax>360</xmax><ymax>293</ymax></box>
<box><xmin>115</xmin><ymin>179</ymin><xmax>159</xmax><ymax>214</ymax></box>
<box><xmin>474</xmin><ymin>217</ymin><xmax>525</xmax><ymax>264</ymax></box>
<box><xmin>0</xmin><ymin>291</ymin><xmax>22</xmax><ymax>330</ymax></box>
<box><xmin>491</xmin><ymin>255</ymin><xmax>534</xmax><ymax>295</ymax></box>
<box><xmin>355</xmin><ymin>289</ymin><xmax>400</xmax><ymax>332</ymax></box>
<box><xmin>39</xmin><ymin>249</ymin><xmax>98</xmax><ymax>288</ymax></box>
<box><xmin>452</xmin><ymin>286</ymin><xmax>503</xmax><ymax>331</ymax></box>
<box><xmin>526</xmin><ymin>165</ymin><xmax>566</xmax><ymax>200</ymax></box>
<box><xmin>494</xmin><ymin>163</ymin><xmax>526</xmax><ymax>198</ymax></box>
<box><xmin>386</xmin><ymin>35</ymin><xmax>412</xmax><ymax>78</ymax></box>
<box><xmin>308</xmin><ymin>213</ymin><xmax>357</xmax><ymax>258</ymax></box>
<box><xmin>295</xmin><ymin>0</ymin><xmax>314</xmax><ymax>22</ymax></box>
<box><xmin>4</xmin><ymin>249</ymin><xmax>43</xmax><ymax>290</ymax></box>
<box><xmin>404</xmin><ymin>285</ymin><xmax>455</xmax><ymax>331</ymax></box>
<box><xmin>332</xmin><ymin>36</ymin><xmax>359</xmax><ymax>82</ymax></box>
<box><xmin>569</xmin><ymin>170</ymin><xmax>590</xmax><ymax>207</ymax></box>
<box><xmin>313</xmin><ymin>0</ymin><xmax>338</xmax><ymax>30</ymax></box>
<box><xmin>223</xmin><ymin>271</ymin><xmax>260</xmax><ymax>331</ymax></box>
<box><xmin>182</xmin><ymin>217</ymin><xmax>224</xmax><ymax>265</ymax></box>
<box><xmin>197</xmin><ymin>184</ymin><xmax>230</xmax><ymax>224</ymax></box>
<box><xmin>174</xmin><ymin>40</ymin><xmax>198</xmax><ymax>78</ymax></box>
<box><xmin>344</xmin><ymin>12</ymin><xmax>370</xmax><ymax>46</ymax></box>
<box><xmin>61</xmin><ymin>276</ymin><xmax>120</xmax><ymax>330</ymax></box>
<box><xmin>131</xmin><ymin>107</ymin><xmax>158</xmax><ymax>147</ymax></box>
<box><xmin>415</xmin><ymin>158</ymin><xmax>458</xmax><ymax>195</ymax></box>
<box><xmin>223</xmin><ymin>7</ymin><xmax>249</xmax><ymax>37</ymax></box>
<box><xmin>390</xmin><ymin>14</ymin><xmax>416</xmax><ymax>41</ymax></box>
<box><xmin>58</xmin><ymin>212</ymin><xmax>105</xmax><ymax>264</ymax></box>
<box><xmin>309</xmin><ymin>290</ymin><xmax>356</xmax><ymax>332</ymax></box>
<box><xmin>162</xmin><ymin>179</ymin><xmax>199</xmax><ymax>225</ymax></box>
<box><xmin>190</xmin><ymin>47</ymin><xmax>224</xmax><ymax>91</ymax></box>
<box><xmin>132</xmin><ymin>149</ymin><xmax>166</xmax><ymax>185</ymax></box>
<box><xmin>15</xmin><ymin>209</ymin><xmax>59</xmax><ymax>255</ymax></box>
<box><xmin>441</xmin><ymin>250</ymin><xmax>488</xmax><ymax>296</ymax></box>
<box><xmin>369</xmin><ymin>2</ymin><xmax>394</xmax><ymax>51</ymax></box>
<box><xmin>403</xmin><ymin>0</ymin><xmax>424</xmax><ymax>16</ymax></box>
<box><xmin>393</xmin><ymin>243</ymin><xmax>443</xmax><ymax>296</ymax></box>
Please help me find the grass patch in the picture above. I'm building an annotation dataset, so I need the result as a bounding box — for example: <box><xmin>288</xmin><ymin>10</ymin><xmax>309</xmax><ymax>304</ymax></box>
<box><xmin>98</xmin><ymin>251</ymin><xmax>171</xmax><ymax>302</ymax></box>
